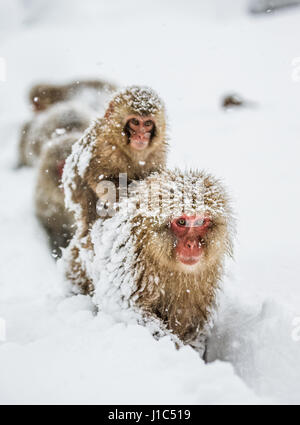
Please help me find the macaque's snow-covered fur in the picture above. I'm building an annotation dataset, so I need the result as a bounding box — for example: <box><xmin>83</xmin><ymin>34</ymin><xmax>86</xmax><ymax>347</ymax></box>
<box><xmin>62</xmin><ymin>169</ymin><xmax>234</xmax><ymax>355</ymax></box>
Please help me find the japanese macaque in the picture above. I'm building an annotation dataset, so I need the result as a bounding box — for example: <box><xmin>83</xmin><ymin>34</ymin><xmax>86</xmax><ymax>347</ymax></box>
<box><xmin>62</xmin><ymin>169</ymin><xmax>234</xmax><ymax>357</ymax></box>
<box><xmin>29</xmin><ymin>79</ymin><xmax>117</xmax><ymax>112</ymax></box>
<box><xmin>18</xmin><ymin>102</ymin><xmax>93</xmax><ymax>167</ymax></box>
<box><xmin>18</xmin><ymin>78</ymin><xmax>117</xmax><ymax>167</ymax></box>
<box><xmin>35</xmin><ymin>133</ymin><xmax>80</xmax><ymax>258</ymax></box>
<box><xmin>63</xmin><ymin>85</ymin><xmax>168</xmax><ymax>238</ymax></box>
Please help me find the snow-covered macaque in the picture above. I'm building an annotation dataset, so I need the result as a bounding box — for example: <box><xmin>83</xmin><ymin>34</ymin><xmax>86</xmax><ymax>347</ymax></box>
<box><xmin>63</xmin><ymin>169</ymin><xmax>234</xmax><ymax>357</ymax></box>
<box><xmin>18</xmin><ymin>79</ymin><xmax>116</xmax><ymax>167</ymax></box>
<box><xmin>63</xmin><ymin>85</ymin><xmax>168</xmax><ymax>238</ymax></box>
<box><xmin>35</xmin><ymin>133</ymin><xmax>80</xmax><ymax>258</ymax></box>
<box><xmin>29</xmin><ymin>79</ymin><xmax>117</xmax><ymax>112</ymax></box>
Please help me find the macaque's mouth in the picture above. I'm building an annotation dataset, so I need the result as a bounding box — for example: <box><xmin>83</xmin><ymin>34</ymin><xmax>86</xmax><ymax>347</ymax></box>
<box><xmin>175</xmin><ymin>234</ymin><xmax>206</xmax><ymax>266</ymax></box>
<box><xmin>130</xmin><ymin>139</ymin><xmax>149</xmax><ymax>151</ymax></box>
<box><xmin>177</xmin><ymin>254</ymin><xmax>202</xmax><ymax>266</ymax></box>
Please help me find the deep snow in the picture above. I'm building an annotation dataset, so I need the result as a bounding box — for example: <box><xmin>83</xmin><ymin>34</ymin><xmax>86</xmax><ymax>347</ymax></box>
<box><xmin>0</xmin><ymin>0</ymin><xmax>300</xmax><ymax>405</ymax></box>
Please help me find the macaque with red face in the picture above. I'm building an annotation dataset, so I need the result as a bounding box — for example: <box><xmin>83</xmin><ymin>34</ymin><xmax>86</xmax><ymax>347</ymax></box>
<box><xmin>64</xmin><ymin>169</ymin><xmax>234</xmax><ymax>356</ymax></box>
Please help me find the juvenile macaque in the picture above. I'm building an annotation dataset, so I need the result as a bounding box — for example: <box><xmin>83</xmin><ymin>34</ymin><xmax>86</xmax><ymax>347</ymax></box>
<box><xmin>63</xmin><ymin>169</ymin><xmax>234</xmax><ymax>356</ymax></box>
<box><xmin>63</xmin><ymin>85</ymin><xmax>168</xmax><ymax>237</ymax></box>
<box><xmin>29</xmin><ymin>79</ymin><xmax>117</xmax><ymax>112</ymax></box>
<box><xmin>35</xmin><ymin>133</ymin><xmax>80</xmax><ymax>257</ymax></box>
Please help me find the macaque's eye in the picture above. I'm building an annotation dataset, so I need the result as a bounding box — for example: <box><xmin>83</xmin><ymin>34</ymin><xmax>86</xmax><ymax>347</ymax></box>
<box><xmin>144</xmin><ymin>120</ymin><xmax>153</xmax><ymax>127</ymax></box>
<box><xmin>177</xmin><ymin>218</ymin><xmax>186</xmax><ymax>226</ymax></box>
<box><xmin>130</xmin><ymin>118</ymin><xmax>139</xmax><ymax>126</ymax></box>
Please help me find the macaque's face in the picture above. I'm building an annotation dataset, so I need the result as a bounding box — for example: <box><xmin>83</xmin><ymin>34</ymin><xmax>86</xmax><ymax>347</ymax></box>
<box><xmin>170</xmin><ymin>215</ymin><xmax>212</xmax><ymax>266</ymax></box>
<box><xmin>134</xmin><ymin>209</ymin><xmax>227</xmax><ymax>275</ymax></box>
<box><xmin>125</xmin><ymin>115</ymin><xmax>155</xmax><ymax>151</ymax></box>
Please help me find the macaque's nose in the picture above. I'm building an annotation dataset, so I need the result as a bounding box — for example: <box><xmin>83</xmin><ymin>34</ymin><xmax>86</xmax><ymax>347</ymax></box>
<box><xmin>184</xmin><ymin>239</ymin><xmax>198</xmax><ymax>250</ymax></box>
<box><xmin>136</xmin><ymin>130</ymin><xmax>150</xmax><ymax>142</ymax></box>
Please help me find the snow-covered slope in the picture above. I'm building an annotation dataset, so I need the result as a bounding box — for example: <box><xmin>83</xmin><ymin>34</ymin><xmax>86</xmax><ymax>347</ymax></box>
<box><xmin>0</xmin><ymin>0</ymin><xmax>299</xmax><ymax>404</ymax></box>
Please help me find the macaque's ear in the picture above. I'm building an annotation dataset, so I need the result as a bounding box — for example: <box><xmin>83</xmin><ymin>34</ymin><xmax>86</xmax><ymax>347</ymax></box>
<box><xmin>31</xmin><ymin>96</ymin><xmax>43</xmax><ymax>111</ymax></box>
<box><xmin>29</xmin><ymin>86</ymin><xmax>64</xmax><ymax>111</ymax></box>
<box><xmin>104</xmin><ymin>101</ymin><xmax>115</xmax><ymax>119</ymax></box>
<box><xmin>29</xmin><ymin>86</ymin><xmax>45</xmax><ymax>110</ymax></box>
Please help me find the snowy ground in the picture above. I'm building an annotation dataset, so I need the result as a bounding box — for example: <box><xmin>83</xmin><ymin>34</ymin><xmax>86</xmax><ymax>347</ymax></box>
<box><xmin>0</xmin><ymin>0</ymin><xmax>300</xmax><ymax>405</ymax></box>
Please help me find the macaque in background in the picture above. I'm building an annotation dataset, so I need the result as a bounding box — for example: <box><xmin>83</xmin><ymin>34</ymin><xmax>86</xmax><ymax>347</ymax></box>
<box><xmin>62</xmin><ymin>169</ymin><xmax>234</xmax><ymax>357</ymax></box>
<box><xmin>18</xmin><ymin>79</ymin><xmax>117</xmax><ymax>167</ymax></box>
<box><xmin>35</xmin><ymin>133</ymin><xmax>80</xmax><ymax>258</ymax></box>
<box><xmin>29</xmin><ymin>79</ymin><xmax>117</xmax><ymax>112</ymax></box>
<box><xmin>63</xmin><ymin>85</ymin><xmax>168</xmax><ymax>238</ymax></box>
<box><xmin>18</xmin><ymin>102</ymin><xmax>92</xmax><ymax>167</ymax></box>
